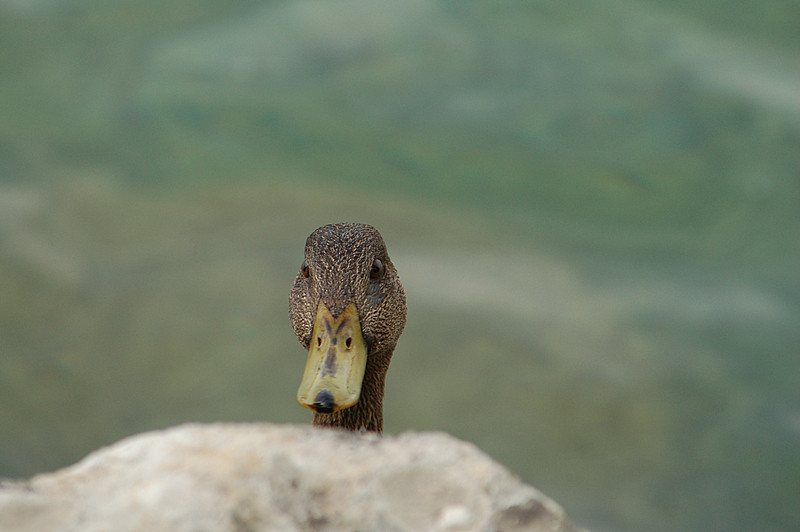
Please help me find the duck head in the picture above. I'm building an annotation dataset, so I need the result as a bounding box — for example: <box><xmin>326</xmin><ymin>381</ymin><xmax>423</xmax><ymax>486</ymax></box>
<box><xmin>289</xmin><ymin>223</ymin><xmax>406</xmax><ymax>432</ymax></box>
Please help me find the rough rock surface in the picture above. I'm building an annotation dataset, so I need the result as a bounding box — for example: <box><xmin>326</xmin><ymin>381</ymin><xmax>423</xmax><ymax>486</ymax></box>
<box><xmin>0</xmin><ymin>423</ymin><xmax>582</xmax><ymax>532</ymax></box>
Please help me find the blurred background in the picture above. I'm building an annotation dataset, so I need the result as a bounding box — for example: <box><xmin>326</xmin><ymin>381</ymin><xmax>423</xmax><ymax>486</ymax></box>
<box><xmin>2</xmin><ymin>1</ymin><xmax>799</xmax><ymax>530</ymax></box>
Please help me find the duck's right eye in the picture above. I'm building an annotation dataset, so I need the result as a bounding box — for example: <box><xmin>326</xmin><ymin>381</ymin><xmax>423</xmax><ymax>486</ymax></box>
<box><xmin>301</xmin><ymin>260</ymin><xmax>310</xmax><ymax>278</ymax></box>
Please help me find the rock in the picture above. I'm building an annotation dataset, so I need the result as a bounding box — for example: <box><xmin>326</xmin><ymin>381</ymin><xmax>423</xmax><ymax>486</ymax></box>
<box><xmin>0</xmin><ymin>423</ymin><xmax>582</xmax><ymax>532</ymax></box>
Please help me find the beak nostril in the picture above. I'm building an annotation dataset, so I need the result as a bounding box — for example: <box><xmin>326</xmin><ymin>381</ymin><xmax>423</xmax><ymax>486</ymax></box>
<box><xmin>345</xmin><ymin>337</ymin><xmax>352</xmax><ymax>349</ymax></box>
<box><xmin>316</xmin><ymin>336</ymin><xmax>322</xmax><ymax>348</ymax></box>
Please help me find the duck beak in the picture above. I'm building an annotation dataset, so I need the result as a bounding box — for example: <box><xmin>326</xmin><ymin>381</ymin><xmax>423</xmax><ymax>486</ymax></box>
<box><xmin>297</xmin><ymin>302</ymin><xmax>368</xmax><ymax>414</ymax></box>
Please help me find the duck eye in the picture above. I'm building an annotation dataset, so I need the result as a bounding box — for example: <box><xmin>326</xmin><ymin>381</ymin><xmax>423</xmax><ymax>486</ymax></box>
<box><xmin>301</xmin><ymin>260</ymin><xmax>310</xmax><ymax>278</ymax></box>
<box><xmin>369</xmin><ymin>258</ymin><xmax>384</xmax><ymax>279</ymax></box>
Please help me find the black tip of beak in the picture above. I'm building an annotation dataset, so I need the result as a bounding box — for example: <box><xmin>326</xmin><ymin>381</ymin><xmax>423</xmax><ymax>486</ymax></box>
<box><xmin>313</xmin><ymin>390</ymin><xmax>335</xmax><ymax>414</ymax></box>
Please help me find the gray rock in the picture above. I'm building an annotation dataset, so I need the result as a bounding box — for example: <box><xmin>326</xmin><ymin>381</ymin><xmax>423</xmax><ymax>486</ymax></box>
<box><xmin>0</xmin><ymin>423</ymin><xmax>582</xmax><ymax>532</ymax></box>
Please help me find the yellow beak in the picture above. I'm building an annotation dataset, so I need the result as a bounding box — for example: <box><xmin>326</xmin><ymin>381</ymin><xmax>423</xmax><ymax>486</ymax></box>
<box><xmin>297</xmin><ymin>302</ymin><xmax>367</xmax><ymax>413</ymax></box>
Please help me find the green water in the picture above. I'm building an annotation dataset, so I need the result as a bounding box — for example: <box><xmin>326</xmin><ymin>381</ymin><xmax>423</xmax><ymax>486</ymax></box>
<box><xmin>2</xmin><ymin>1</ymin><xmax>799</xmax><ymax>531</ymax></box>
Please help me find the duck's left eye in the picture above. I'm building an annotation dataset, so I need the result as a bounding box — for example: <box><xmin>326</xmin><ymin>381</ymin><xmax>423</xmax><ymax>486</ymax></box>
<box><xmin>301</xmin><ymin>260</ymin><xmax>310</xmax><ymax>278</ymax></box>
<box><xmin>369</xmin><ymin>258</ymin><xmax>384</xmax><ymax>279</ymax></box>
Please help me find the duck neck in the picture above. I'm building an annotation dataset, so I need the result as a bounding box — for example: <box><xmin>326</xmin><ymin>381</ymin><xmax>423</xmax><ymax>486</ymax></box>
<box><xmin>311</xmin><ymin>351</ymin><xmax>389</xmax><ymax>433</ymax></box>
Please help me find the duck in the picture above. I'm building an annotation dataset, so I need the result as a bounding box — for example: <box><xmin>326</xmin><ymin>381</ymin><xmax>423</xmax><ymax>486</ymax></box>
<box><xmin>289</xmin><ymin>223</ymin><xmax>407</xmax><ymax>433</ymax></box>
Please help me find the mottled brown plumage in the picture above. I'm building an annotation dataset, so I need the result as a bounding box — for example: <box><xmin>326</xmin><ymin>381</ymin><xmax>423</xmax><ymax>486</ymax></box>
<box><xmin>289</xmin><ymin>223</ymin><xmax>406</xmax><ymax>433</ymax></box>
